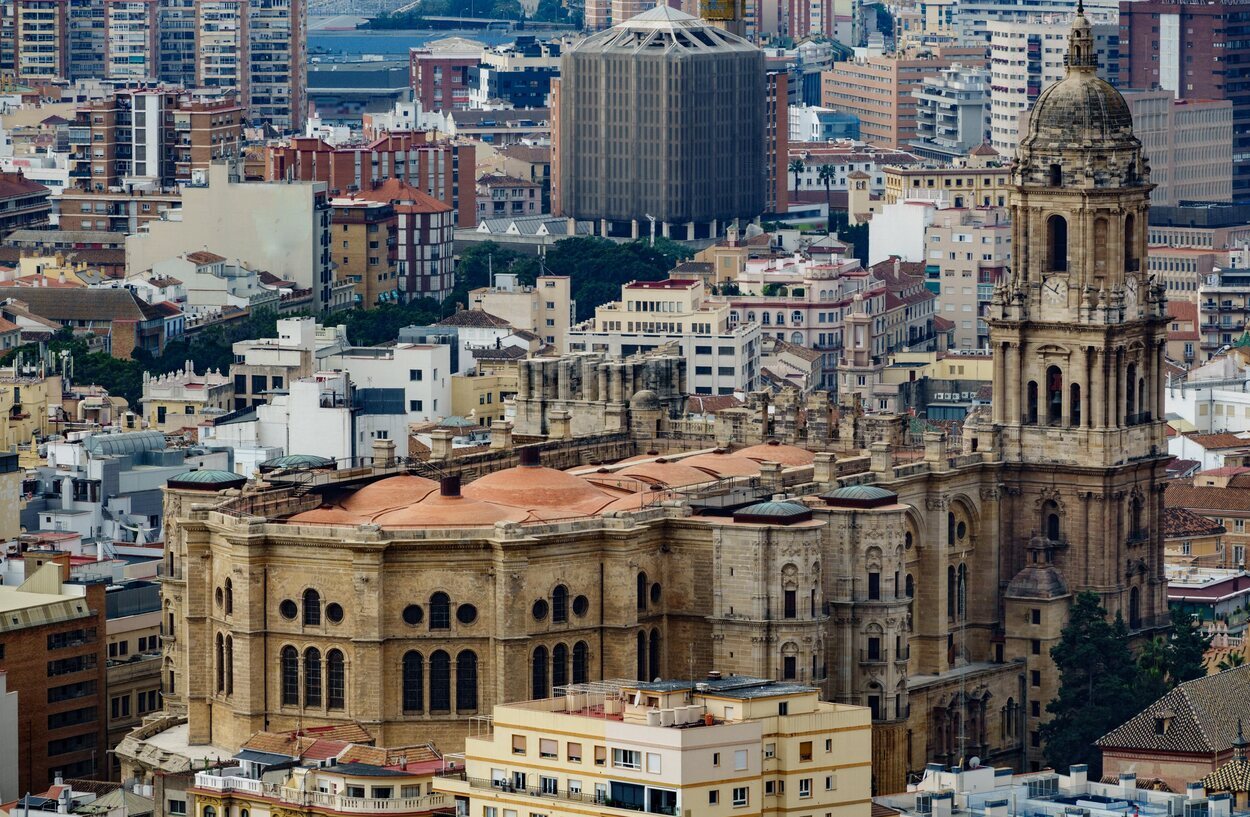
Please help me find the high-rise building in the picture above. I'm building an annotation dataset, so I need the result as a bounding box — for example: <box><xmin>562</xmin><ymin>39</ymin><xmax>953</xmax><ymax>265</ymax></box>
<box><xmin>1119</xmin><ymin>0</ymin><xmax>1250</xmax><ymax>197</ymax></box>
<box><xmin>468</xmin><ymin>36</ymin><xmax>561</xmax><ymax>110</ymax></box>
<box><xmin>1122</xmin><ymin>90</ymin><xmax>1233</xmax><ymax>208</ymax></box>
<box><xmin>104</xmin><ymin>0</ymin><xmax>158</xmax><ymax>81</ymax></box>
<box><xmin>820</xmin><ymin>46</ymin><xmax>987</xmax><ymax>149</ymax></box>
<box><xmin>910</xmin><ymin>64</ymin><xmax>990</xmax><ymax>162</ymax></box>
<box><xmin>987</xmin><ymin>13</ymin><xmax>1119</xmax><ymax>156</ymax></box>
<box><xmin>157</xmin><ymin>0</ymin><xmax>196</xmax><ymax>86</ymax></box>
<box><xmin>248</xmin><ymin>0</ymin><xmax>306</xmax><ymax>131</ymax></box>
<box><xmin>409</xmin><ymin>39</ymin><xmax>480</xmax><ymax>113</ymax></box>
<box><xmin>554</xmin><ymin>6</ymin><xmax>765</xmax><ymax>240</ymax></box>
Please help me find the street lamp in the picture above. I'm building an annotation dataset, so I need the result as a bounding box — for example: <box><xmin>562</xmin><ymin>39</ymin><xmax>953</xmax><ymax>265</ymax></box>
<box><xmin>644</xmin><ymin>214</ymin><xmax>656</xmax><ymax>247</ymax></box>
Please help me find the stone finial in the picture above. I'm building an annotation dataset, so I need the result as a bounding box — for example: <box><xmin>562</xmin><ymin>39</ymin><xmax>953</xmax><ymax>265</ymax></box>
<box><xmin>490</xmin><ymin>420</ymin><xmax>513</xmax><ymax>450</ymax></box>
<box><xmin>548</xmin><ymin>410</ymin><xmax>572</xmax><ymax>441</ymax></box>
<box><xmin>869</xmin><ymin>441</ymin><xmax>893</xmax><ymax>475</ymax></box>
<box><xmin>813</xmin><ymin>452</ymin><xmax>836</xmax><ymax>484</ymax></box>
<box><xmin>371</xmin><ymin>437</ymin><xmax>396</xmax><ymax>468</ymax></box>
<box><xmin>428</xmin><ymin>429</ymin><xmax>454</xmax><ymax>461</ymax></box>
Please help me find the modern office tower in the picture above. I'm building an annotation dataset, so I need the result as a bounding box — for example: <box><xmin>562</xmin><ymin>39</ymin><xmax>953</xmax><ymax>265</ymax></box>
<box><xmin>1119</xmin><ymin>0</ymin><xmax>1250</xmax><ymax>197</ymax></box>
<box><xmin>554</xmin><ymin>6</ymin><xmax>765</xmax><ymax>240</ymax></box>
<box><xmin>987</xmin><ymin>12</ymin><xmax>1118</xmax><ymax>155</ymax></box>
<box><xmin>104</xmin><ymin>0</ymin><xmax>158</xmax><ymax>81</ymax></box>
<box><xmin>819</xmin><ymin>46</ymin><xmax>987</xmax><ymax>149</ymax></box>
<box><xmin>1122</xmin><ymin>89</ymin><xmax>1233</xmax><ymax>208</ymax></box>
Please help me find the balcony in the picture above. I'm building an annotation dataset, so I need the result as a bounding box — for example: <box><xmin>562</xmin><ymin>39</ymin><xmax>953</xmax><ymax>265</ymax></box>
<box><xmin>436</xmin><ymin>772</ymin><xmax>678</xmax><ymax>816</ymax></box>
<box><xmin>895</xmin><ymin>646</ymin><xmax>910</xmax><ymax>662</ymax></box>
<box><xmin>859</xmin><ymin>649</ymin><xmax>888</xmax><ymax>666</ymax></box>
<box><xmin>193</xmin><ymin>772</ymin><xmax>448</xmax><ymax>814</ymax></box>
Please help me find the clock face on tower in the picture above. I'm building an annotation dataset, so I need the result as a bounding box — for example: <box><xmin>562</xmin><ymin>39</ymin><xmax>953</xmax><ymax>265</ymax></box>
<box><xmin>1042</xmin><ymin>276</ymin><xmax>1067</xmax><ymax>309</ymax></box>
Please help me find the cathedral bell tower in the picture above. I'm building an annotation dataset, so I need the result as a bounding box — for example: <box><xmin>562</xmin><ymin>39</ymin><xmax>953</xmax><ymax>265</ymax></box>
<box><xmin>969</xmin><ymin>5</ymin><xmax>1171</xmax><ymax>765</ymax></box>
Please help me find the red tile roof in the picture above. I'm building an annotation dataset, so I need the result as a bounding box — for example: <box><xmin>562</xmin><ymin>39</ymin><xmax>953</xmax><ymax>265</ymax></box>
<box><xmin>360</xmin><ymin>177</ymin><xmax>452</xmax><ymax>214</ymax></box>
<box><xmin>1162</xmin><ymin>506</ymin><xmax>1226</xmax><ymax>539</ymax></box>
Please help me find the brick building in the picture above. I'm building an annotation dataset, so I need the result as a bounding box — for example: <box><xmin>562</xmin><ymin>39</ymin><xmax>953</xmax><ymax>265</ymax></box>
<box><xmin>409</xmin><ymin>40</ymin><xmax>480</xmax><ymax>113</ymax></box>
<box><xmin>265</xmin><ymin>132</ymin><xmax>475</xmax><ymax>228</ymax></box>
<box><xmin>0</xmin><ymin>171</ymin><xmax>50</xmax><ymax>234</ymax></box>
<box><xmin>358</xmin><ymin>178</ymin><xmax>456</xmax><ymax>302</ymax></box>
<box><xmin>1</xmin><ymin>559</ymin><xmax>109</xmax><ymax>794</ymax></box>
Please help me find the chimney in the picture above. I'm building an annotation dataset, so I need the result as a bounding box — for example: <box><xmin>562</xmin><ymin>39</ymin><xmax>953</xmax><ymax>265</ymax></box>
<box><xmin>518</xmin><ymin>446</ymin><xmax>541</xmax><ymax>467</ymax></box>
<box><xmin>371</xmin><ymin>437</ymin><xmax>396</xmax><ymax>468</ymax></box>
<box><xmin>930</xmin><ymin>792</ymin><xmax>953</xmax><ymax>817</ymax></box>
<box><xmin>984</xmin><ymin>799</ymin><xmax>1008</xmax><ymax>817</ymax></box>
<box><xmin>1068</xmin><ymin>764</ymin><xmax>1088</xmax><ymax>791</ymax></box>
<box><xmin>1119</xmin><ymin>773</ymin><xmax>1137</xmax><ymax>798</ymax></box>
<box><xmin>1186</xmin><ymin>783</ymin><xmax>1206</xmax><ymax>801</ymax></box>
<box><xmin>428</xmin><ymin>428</ymin><xmax>454</xmax><ymax>461</ymax></box>
<box><xmin>440</xmin><ymin>475</ymin><xmax>461</xmax><ymax>497</ymax></box>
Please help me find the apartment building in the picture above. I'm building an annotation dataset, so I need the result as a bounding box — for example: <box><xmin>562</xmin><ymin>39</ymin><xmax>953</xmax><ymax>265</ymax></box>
<box><xmin>988</xmin><ymin>12</ymin><xmax>1118</xmax><ymax>155</ymax></box>
<box><xmin>358</xmin><ymin>178</ymin><xmax>456</xmax><ymax>302</ymax></box>
<box><xmin>1199</xmin><ymin>262</ymin><xmax>1250</xmax><ymax>355</ymax></box>
<box><xmin>1149</xmin><ymin>203</ymin><xmax>1250</xmax><ymax>251</ymax></box>
<box><xmin>104</xmin><ymin>0</ymin><xmax>158</xmax><ymax>81</ymax></box>
<box><xmin>1123</xmin><ymin>90</ymin><xmax>1233</xmax><ymax>208</ymax></box>
<box><xmin>910</xmin><ymin>65</ymin><xmax>990</xmax><ymax>162</ymax></box>
<box><xmin>329</xmin><ymin>194</ymin><xmax>398</xmax><ymax>307</ymax></box>
<box><xmin>57</xmin><ymin>188</ymin><xmax>180</xmax><ymax>233</ymax></box>
<box><xmin>102</xmin><ymin>578</ymin><xmax>162</xmax><ymax>778</ymax></box>
<box><xmin>248</xmin><ymin>0</ymin><xmax>307</xmax><ymax>131</ymax></box>
<box><xmin>409</xmin><ymin>39</ymin><xmax>480</xmax><ymax>113</ymax></box>
<box><xmin>140</xmin><ymin>364</ymin><xmax>233</xmax><ymax>432</ymax></box>
<box><xmin>788</xmin><ymin>141</ymin><xmax>922</xmax><ymax>198</ymax></box>
<box><xmin>0</xmin><ymin>171</ymin><xmax>51</xmax><ymax>232</ymax></box>
<box><xmin>1149</xmin><ymin>246</ymin><xmax>1227</xmax><ymax>304</ymax></box>
<box><xmin>319</xmin><ymin>342</ymin><xmax>453</xmax><ymax>424</ymax></box>
<box><xmin>922</xmin><ymin>206</ymin><xmax>1011</xmax><ymax>349</ymax></box>
<box><xmin>266</xmin><ymin>132</ymin><xmax>476</xmax><ymax>229</ymax></box>
<box><xmin>820</xmin><ymin>47</ymin><xmax>987</xmax><ymax>149</ymax></box>
<box><xmin>228</xmin><ymin>317</ymin><xmax>330</xmax><ymax>410</ymax></box>
<box><xmin>882</xmin><ymin>148</ymin><xmax>1011</xmax><ymax>206</ymax></box>
<box><xmin>568</xmin><ymin>278</ymin><xmax>761</xmax><ymax>395</ymax></box>
<box><xmin>0</xmin><ymin>561</ymin><xmax>109</xmax><ymax>793</ymax></box>
<box><xmin>469</xmin><ymin>273</ymin><xmax>574</xmax><ymax>350</ymax></box>
<box><xmin>476</xmin><ymin>174</ymin><xmax>542</xmax><ymax>222</ymax></box>
<box><xmin>434</xmin><ymin>675</ymin><xmax>873</xmax><ymax>817</ymax></box>
<box><xmin>67</xmin><ymin>90</ymin><xmax>244</xmax><ymax>191</ymax></box>
<box><xmin>157</xmin><ymin>0</ymin><xmax>196</xmax><ymax>88</ymax></box>
<box><xmin>468</xmin><ymin>36</ymin><xmax>561</xmax><ymax>109</ymax></box>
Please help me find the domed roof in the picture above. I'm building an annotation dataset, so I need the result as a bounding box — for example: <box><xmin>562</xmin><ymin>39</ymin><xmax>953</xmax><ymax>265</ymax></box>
<box><xmin>613</xmin><ymin>461</ymin><xmax>722</xmax><ymax>489</ymax></box>
<box><xmin>733</xmin><ymin>500</ymin><xmax>813</xmax><ymax>525</ymax></box>
<box><xmin>463</xmin><ymin>464</ymin><xmax>615</xmax><ymax>514</ymax></box>
<box><xmin>629</xmin><ymin>389</ymin><xmax>661</xmax><ymax>411</ymax></box>
<box><xmin>1020</xmin><ymin>11</ymin><xmax>1138</xmax><ymax>157</ymax></box>
<box><xmin>167</xmin><ymin>469</ymin><xmax>247</xmax><ymax>491</ymax></box>
<box><xmin>372</xmin><ymin>492</ymin><xmax>527</xmax><ymax>527</ymax></box>
<box><xmin>733</xmin><ymin>441</ymin><xmax>815</xmax><ymax>466</ymax></box>
<box><xmin>821</xmin><ymin>484</ymin><xmax>899</xmax><ymax>509</ymax></box>
<box><xmin>678</xmin><ymin>451</ymin><xmax>767</xmax><ymax>479</ymax></box>
<box><xmin>258</xmin><ymin>453</ymin><xmax>335</xmax><ymax>471</ymax></box>
<box><xmin>340</xmin><ymin>475</ymin><xmax>438</xmax><ymax>512</ymax></box>
<box><xmin>1005</xmin><ymin>564</ymin><xmax>1070</xmax><ymax>600</ymax></box>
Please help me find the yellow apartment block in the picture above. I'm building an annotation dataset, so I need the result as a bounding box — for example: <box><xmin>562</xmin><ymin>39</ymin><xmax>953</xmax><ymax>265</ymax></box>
<box><xmin>435</xmin><ymin>675</ymin><xmax>872</xmax><ymax>817</ymax></box>
<box><xmin>452</xmin><ymin>372</ymin><xmax>513</xmax><ymax>427</ymax></box>
<box><xmin>0</xmin><ymin>370</ymin><xmax>60</xmax><ymax>449</ymax></box>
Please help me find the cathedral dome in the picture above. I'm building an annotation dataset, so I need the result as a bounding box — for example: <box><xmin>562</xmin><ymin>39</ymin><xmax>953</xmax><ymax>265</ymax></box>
<box><xmin>1024</xmin><ymin>69</ymin><xmax>1134</xmax><ymax>150</ymax></box>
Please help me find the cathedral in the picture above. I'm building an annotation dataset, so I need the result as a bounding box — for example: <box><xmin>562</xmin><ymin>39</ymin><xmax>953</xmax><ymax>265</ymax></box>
<box><xmin>122</xmin><ymin>8</ymin><xmax>1169</xmax><ymax>799</ymax></box>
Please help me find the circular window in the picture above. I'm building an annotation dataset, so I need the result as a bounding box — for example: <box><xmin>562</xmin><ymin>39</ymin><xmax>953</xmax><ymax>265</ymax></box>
<box><xmin>402</xmin><ymin>604</ymin><xmax>424</xmax><ymax>626</ymax></box>
<box><xmin>457</xmin><ymin>604</ymin><xmax>478</xmax><ymax>625</ymax></box>
<box><xmin>532</xmin><ymin>599</ymin><xmax>549</xmax><ymax>621</ymax></box>
<box><xmin>572</xmin><ymin>595</ymin><xmax>589</xmax><ymax>617</ymax></box>
<box><xmin>650</xmin><ymin>583</ymin><xmax>662</xmax><ymax>604</ymax></box>
<box><xmin>956</xmin><ymin>521</ymin><xmax>968</xmax><ymax>540</ymax></box>
<box><xmin>326</xmin><ymin>603</ymin><xmax>344</xmax><ymax>624</ymax></box>
<box><xmin>279</xmin><ymin>599</ymin><xmax>297</xmax><ymax>620</ymax></box>
<box><xmin>215</xmin><ymin>587</ymin><xmax>223</xmax><ymax>607</ymax></box>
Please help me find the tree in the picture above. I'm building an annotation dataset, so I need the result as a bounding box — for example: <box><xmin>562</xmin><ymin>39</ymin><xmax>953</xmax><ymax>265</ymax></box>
<box><xmin>1041</xmin><ymin>592</ymin><xmax>1148</xmax><ymax>778</ymax></box>
<box><xmin>1165</xmin><ymin>606</ymin><xmax>1211</xmax><ymax>685</ymax></box>
<box><xmin>788</xmin><ymin>158</ymin><xmax>805</xmax><ymax>195</ymax></box>
<box><xmin>817</xmin><ymin>164</ymin><xmax>837</xmax><ymax>233</ymax></box>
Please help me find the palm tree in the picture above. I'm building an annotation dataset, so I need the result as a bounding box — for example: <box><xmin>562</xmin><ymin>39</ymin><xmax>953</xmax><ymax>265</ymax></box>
<box><xmin>1218</xmin><ymin>652</ymin><xmax>1246</xmax><ymax>671</ymax></box>
<box><xmin>788</xmin><ymin>158</ymin><xmax>805</xmax><ymax>195</ymax></box>
<box><xmin>817</xmin><ymin>163</ymin><xmax>837</xmax><ymax>233</ymax></box>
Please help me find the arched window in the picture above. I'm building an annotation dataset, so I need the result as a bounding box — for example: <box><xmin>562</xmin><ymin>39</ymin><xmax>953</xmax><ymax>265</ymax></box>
<box><xmin>1048</xmin><ymin>164</ymin><xmax>1062</xmax><ymax>187</ymax></box>
<box><xmin>947</xmin><ymin>512</ymin><xmax>956</xmax><ymax>547</ymax></box>
<box><xmin>947</xmin><ymin>566</ymin><xmax>956</xmax><ymax>618</ymax></box>
<box><xmin>1094</xmin><ymin>218</ymin><xmax>1108</xmax><ymax>274</ymax></box>
<box><xmin>281</xmin><ymin>646</ymin><xmax>298</xmax><ymax>706</ymax></box>
<box><xmin>327</xmin><ymin>649</ymin><xmax>345</xmax><ymax>709</ymax></box>
<box><xmin>1070</xmin><ymin>382</ymin><xmax>1082</xmax><ymax>427</ymax></box>
<box><xmin>636</xmin><ymin>572</ymin><xmax>647</xmax><ymax>611</ymax></box>
<box><xmin>429</xmin><ymin>650</ymin><xmax>451</xmax><ymax>712</ymax></box>
<box><xmin>1044</xmin><ymin>500</ymin><xmax>1061</xmax><ymax>542</ymax></box>
<box><xmin>203</xmin><ymin>808</ymin><xmax>215</xmax><ymax>817</ymax></box>
<box><xmin>1026</xmin><ymin>381</ymin><xmax>1039</xmax><ymax>424</ymax></box>
<box><xmin>215</xmin><ymin>633</ymin><xmax>224</xmax><ymax>692</ymax></box>
<box><xmin>1047</xmin><ymin>366</ymin><xmax>1063</xmax><ymax>425</ymax></box>
<box><xmin>224</xmin><ymin>578</ymin><xmax>233</xmax><ymax>616</ymax></box>
<box><xmin>572</xmin><ymin>641</ymin><xmax>589</xmax><ymax>684</ymax></box>
<box><xmin>552</xmin><ymin>643</ymin><xmax>568</xmax><ymax>689</ymax></box>
<box><xmin>1125</xmin><ymin>213</ymin><xmax>1138</xmax><ymax>271</ymax></box>
<box><xmin>905</xmin><ymin>574</ymin><xmax>914</xmax><ymax>598</ymax></box>
<box><xmin>649</xmin><ymin>628</ymin><xmax>661</xmax><ymax>680</ymax></box>
<box><xmin>304</xmin><ymin>647</ymin><xmax>322</xmax><ymax>707</ymax></box>
<box><xmin>552</xmin><ymin>585</ymin><xmax>568</xmax><ymax>624</ymax></box>
<box><xmin>791</xmin><ymin>331</ymin><xmax>803</xmax><ymax>344</ymax></box>
<box><xmin>303</xmin><ymin>588</ymin><xmax>321</xmax><ymax>626</ymax></box>
<box><xmin>1047</xmin><ymin>215</ymin><xmax>1068</xmax><ymax>272</ymax></box>
<box><xmin>1129</xmin><ymin>586</ymin><xmax>1142</xmax><ymax>630</ymax></box>
<box><xmin>532</xmin><ymin>646</ymin><xmax>549</xmax><ymax>699</ymax></box>
<box><xmin>225</xmin><ymin>636</ymin><xmax>233</xmax><ymax>695</ymax></box>
<box><xmin>1126</xmin><ymin>363</ymin><xmax>1137</xmax><ymax>422</ymax></box>
<box><xmin>957</xmin><ymin>564</ymin><xmax>967</xmax><ymax>621</ymax></box>
<box><xmin>1138</xmin><ymin>377</ymin><xmax>1147</xmax><ymax>423</ymax></box>
<box><xmin>402</xmin><ymin>651</ymin><xmax>423</xmax><ymax>712</ymax></box>
<box><xmin>636</xmin><ymin>631</ymin><xmax>647</xmax><ymax>680</ymax></box>
<box><xmin>167</xmin><ymin>612</ymin><xmax>174</xmax><ymax>639</ymax></box>
<box><xmin>456</xmin><ymin>650</ymin><xmax>477</xmax><ymax>711</ymax></box>
<box><xmin>762</xmin><ymin>312</ymin><xmax>771</xmax><ymax>325</ymax></box>
<box><xmin>429</xmin><ymin>592</ymin><xmax>450</xmax><ymax>630</ymax></box>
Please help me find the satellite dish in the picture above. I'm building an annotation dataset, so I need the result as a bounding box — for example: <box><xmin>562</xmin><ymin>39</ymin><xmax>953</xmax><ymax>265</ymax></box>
<box><xmin>969</xmin><ymin>756</ymin><xmax>982</xmax><ymax>769</ymax></box>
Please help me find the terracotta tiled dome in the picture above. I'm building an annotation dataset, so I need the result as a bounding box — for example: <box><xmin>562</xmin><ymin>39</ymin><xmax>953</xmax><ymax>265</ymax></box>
<box><xmin>612</xmin><ymin>461</ymin><xmax>723</xmax><ymax>489</ymax></box>
<box><xmin>462</xmin><ymin>464</ymin><xmax>615</xmax><ymax>514</ymax></box>
<box><xmin>732</xmin><ymin>441</ymin><xmax>815</xmax><ymax>466</ymax></box>
<box><xmin>677</xmin><ymin>451</ymin><xmax>765</xmax><ymax>478</ymax></box>
<box><xmin>372</xmin><ymin>493</ymin><xmax>527</xmax><ymax>527</ymax></box>
<box><xmin>340</xmin><ymin>475</ymin><xmax>438</xmax><ymax>512</ymax></box>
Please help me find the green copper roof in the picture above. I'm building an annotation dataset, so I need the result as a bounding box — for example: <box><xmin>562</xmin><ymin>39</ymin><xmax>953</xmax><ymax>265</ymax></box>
<box><xmin>821</xmin><ymin>484</ymin><xmax>898</xmax><ymax>509</ymax></box>
<box><xmin>259</xmin><ymin>454</ymin><xmax>334</xmax><ymax>469</ymax></box>
<box><xmin>733</xmin><ymin>500</ymin><xmax>813</xmax><ymax>525</ymax></box>
<box><xmin>166</xmin><ymin>469</ymin><xmax>247</xmax><ymax>490</ymax></box>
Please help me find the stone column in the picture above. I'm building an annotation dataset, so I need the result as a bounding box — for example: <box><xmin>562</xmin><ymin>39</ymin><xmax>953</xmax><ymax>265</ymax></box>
<box><xmin>549</xmin><ymin>410</ymin><xmax>572</xmax><ymax>440</ymax></box>
<box><xmin>1109</xmin><ymin>346</ymin><xmax>1120</xmax><ymax>427</ymax></box>
<box><xmin>631</xmin><ymin>219</ymin><xmax>639</xmax><ymax>239</ymax></box>
<box><xmin>1092</xmin><ymin>347</ymin><xmax>1106</xmax><ymax>429</ymax></box>
<box><xmin>1004</xmin><ymin>343</ymin><xmax>1019</xmax><ymax>425</ymax></box>
<box><xmin>596</xmin><ymin>364</ymin><xmax>608</xmax><ymax>404</ymax></box>
<box><xmin>557</xmin><ymin>360</ymin><xmax>572</xmax><ymax>401</ymax></box>
<box><xmin>813</xmin><ymin>452</ymin><xmax>836</xmax><ymax>484</ymax></box>
<box><xmin>429</xmin><ymin>429</ymin><xmax>454</xmax><ymax>461</ymax></box>
<box><xmin>992</xmin><ymin>342</ymin><xmax>1006</xmax><ymax>424</ymax></box>
<box><xmin>600</xmin><ymin>218</ymin><xmax>608</xmax><ymax>237</ymax></box>
<box><xmin>1084</xmin><ymin>346</ymin><xmax>1095</xmax><ymax>429</ymax></box>
<box><xmin>687</xmin><ymin>222</ymin><xmax>695</xmax><ymax>241</ymax></box>
<box><xmin>517</xmin><ymin>361</ymin><xmax>532</xmax><ymax>400</ymax></box>
<box><xmin>924</xmin><ymin>431</ymin><xmax>948</xmax><ymax>470</ymax></box>
<box><xmin>490</xmin><ymin>421</ymin><xmax>513</xmax><ymax>450</ymax></box>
